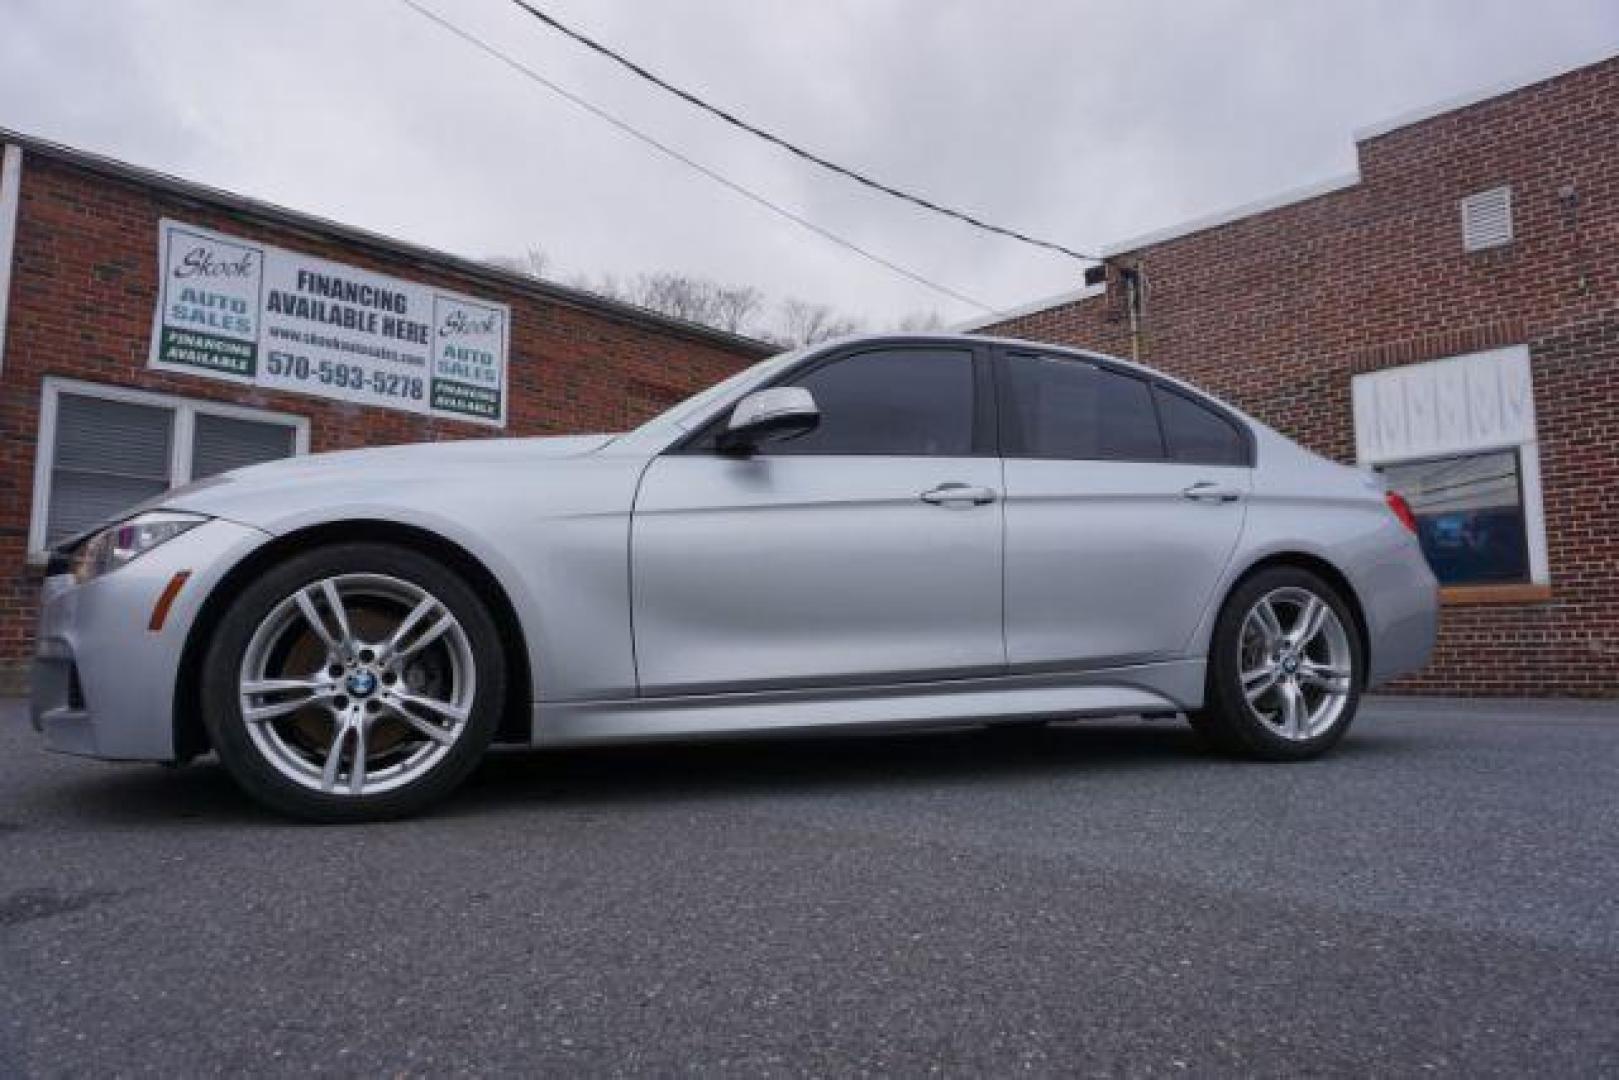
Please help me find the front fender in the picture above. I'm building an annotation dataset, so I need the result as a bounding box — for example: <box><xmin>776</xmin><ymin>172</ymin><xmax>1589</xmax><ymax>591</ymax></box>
<box><xmin>169</xmin><ymin>454</ymin><xmax>651</xmax><ymax>703</ymax></box>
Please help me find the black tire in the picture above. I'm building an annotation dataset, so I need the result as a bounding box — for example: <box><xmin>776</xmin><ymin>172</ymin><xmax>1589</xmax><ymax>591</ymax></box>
<box><xmin>200</xmin><ymin>542</ymin><xmax>506</xmax><ymax>822</ymax></box>
<box><xmin>1188</xmin><ymin>566</ymin><xmax>1364</xmax><ymax>761</ymax></box>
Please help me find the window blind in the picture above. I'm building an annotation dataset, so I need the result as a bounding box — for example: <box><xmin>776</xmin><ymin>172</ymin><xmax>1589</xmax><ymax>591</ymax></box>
<box><xmin>47</xmin><ymin>394</ymin><xmax>173</xmax><ymax>543</ymax></box>
<box><xmin>192</xmin><ymin>412</ymin><xmax>297</xmax><ymax>480</ymax></box>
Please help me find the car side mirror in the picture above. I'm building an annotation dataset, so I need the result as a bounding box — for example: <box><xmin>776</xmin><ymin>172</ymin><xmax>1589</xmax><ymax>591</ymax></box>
<box><xmin>717</xmin><ymin>387</ymin><xmax>820</xmax><ymax>454</ymax></box>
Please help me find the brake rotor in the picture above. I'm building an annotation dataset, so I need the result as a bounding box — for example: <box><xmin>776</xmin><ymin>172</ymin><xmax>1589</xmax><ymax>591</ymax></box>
<box><xmin>278</xmin><ymin>603</ymin><xmax>419</xmax><ymax>758</ymax></box>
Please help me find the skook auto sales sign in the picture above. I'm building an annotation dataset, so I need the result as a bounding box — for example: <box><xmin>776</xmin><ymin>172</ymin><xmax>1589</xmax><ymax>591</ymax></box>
<box><xmin>149</xmin><ymin>219</ymin><xmax>510</xmax><ymax>426</ymax></box>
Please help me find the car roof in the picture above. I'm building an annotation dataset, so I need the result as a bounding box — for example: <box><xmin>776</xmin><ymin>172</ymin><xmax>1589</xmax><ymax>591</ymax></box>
<box><xmin>806</xmin><ymin>332</ymin><xmax>1212</xmax><ymax>402</ymax></box>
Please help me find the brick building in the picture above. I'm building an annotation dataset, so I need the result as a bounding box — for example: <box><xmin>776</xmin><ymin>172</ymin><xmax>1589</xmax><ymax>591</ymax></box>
<box><xmin>968</xmin><ymin>54</ymin><xmax>1618</xmax><ymax>696</ymax></box>
<box><xmin>0</xmin><ymin>131</ymin><xmax>769</xmax><ymax>691</ymax></box>
<box><xmin>2</xmin><ymin>54</ymin><xmax>1614</xmax><ymax>701</ymax></box>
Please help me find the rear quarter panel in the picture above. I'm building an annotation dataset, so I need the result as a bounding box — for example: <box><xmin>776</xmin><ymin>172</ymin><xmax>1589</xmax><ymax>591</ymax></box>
<box><xmin>1189</xmin><ymin>428</ymin><xmax>1439</xmax><ymax>686</ymax></box>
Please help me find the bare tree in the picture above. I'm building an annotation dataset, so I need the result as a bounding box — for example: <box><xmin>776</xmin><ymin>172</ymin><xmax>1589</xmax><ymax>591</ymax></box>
<box><xmin>487</xmin><ymin>246</ymin><xmax>875</xmax><ymax>345</ymax></box>
<box><xmin>708</xmin><ymin>285</ymin><xmax>767</xmax><ymax>335</ymax></box>
<box><xmin>774</xmin><ymin>298</ymin><xmax>864</xmax><ymax>346</ymax></box>
<box><xmin>623</xmin><ymin>272</ymin><xmax>764</xmax><ymax>333</ymax></box>
<box><xmin>893</xmin><ymin>310</ymin><xmax>944</xmax><ymax>332</ymax></box>
<box><xmin>484</xmin><ymin>246</ymin><xmax>554</xmax><ymax>281</ymax></box>
<box><xmin>576</xmin><ymin>271</ymin><xmax>622</xmax><ymax>299</ymax></box>
<box><xmin>556</xmin><ymin>269</ymin><xmax>765</xmax><ymax>335</ymax></box>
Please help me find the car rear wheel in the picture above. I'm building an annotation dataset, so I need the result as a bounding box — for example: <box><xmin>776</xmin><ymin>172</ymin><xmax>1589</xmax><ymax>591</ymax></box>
<box><xmin>200</xmin><ymin>543</ymin><xmax>505</xmax><ymax>822</ymax></box>
<box><xmin>1188</xmin><ymin>566</ymin><xmax>1362</xmax><ymax>760</ymax></box>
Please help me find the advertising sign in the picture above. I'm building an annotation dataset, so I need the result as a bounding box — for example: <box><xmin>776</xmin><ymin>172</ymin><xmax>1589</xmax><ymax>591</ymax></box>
<box><xmin>149</xmin><ymin>219</ymin><xmax>509</xmax><ymax>426</ymax></box>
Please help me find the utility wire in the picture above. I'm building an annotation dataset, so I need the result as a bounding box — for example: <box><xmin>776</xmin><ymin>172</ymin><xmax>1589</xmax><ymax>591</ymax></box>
<box><xmin>505</xmin><ymin>0</ymin><xmax>1108</xmax><ymax>266</ymax></box>
<box><xmin>397</xmin><ymin>0</ymin><xmax>999</xmax><ymax>313</ymax></box>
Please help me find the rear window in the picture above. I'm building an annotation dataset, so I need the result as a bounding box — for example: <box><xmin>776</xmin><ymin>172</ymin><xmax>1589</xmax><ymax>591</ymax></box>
<box><xmin>1154</xmin><ymin>387</ymin><xmax>1249</xmax><ymax>466</ymax></box>
<box><xmin>1002</xmin><ymin>354</ymin><xmax>1164</xmax><ymax>461</ymax></box>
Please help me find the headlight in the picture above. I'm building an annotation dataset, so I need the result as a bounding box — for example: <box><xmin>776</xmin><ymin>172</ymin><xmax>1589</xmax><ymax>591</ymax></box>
<box><xmin>70</xmin><ymin>512</ymin><xmax>208</xmax><ymax>584</ymax></box>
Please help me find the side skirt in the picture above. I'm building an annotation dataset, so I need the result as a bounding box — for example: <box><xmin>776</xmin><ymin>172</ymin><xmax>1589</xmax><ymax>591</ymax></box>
<box><xmin>533</xmin><ymin>659</ymin><xmax>1205</xmax><ymax>747</ymax></box>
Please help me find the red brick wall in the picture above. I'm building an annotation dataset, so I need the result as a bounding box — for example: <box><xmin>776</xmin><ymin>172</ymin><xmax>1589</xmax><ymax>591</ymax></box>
<box><xmin>978</xmin><ymin>58</ymin><xmax>1619</xmax><ymax>697</ymax></box>
<box><xmin>0</xmin><ymin>152</ymin><xmax>765</xmax><ymax>684</ymax></box>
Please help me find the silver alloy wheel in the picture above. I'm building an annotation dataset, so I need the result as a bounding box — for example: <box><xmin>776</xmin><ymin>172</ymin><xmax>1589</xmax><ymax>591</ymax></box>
<box><xmin>1237</xmin><ymin>586</ymin><xmax>1354</xmax><ymax>741</ymax></box>
<box><xmin>237</xmin><ymin>573</ymin><xmax>476</xmax><ymax>796</ymax></box>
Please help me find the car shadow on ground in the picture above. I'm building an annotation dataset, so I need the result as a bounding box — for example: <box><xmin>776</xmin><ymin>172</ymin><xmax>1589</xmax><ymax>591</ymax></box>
<box><xmin>32</xmin><ymin>717</ymin><xmax>1415</xmax><ymax>828</ymax></box>
<box><xmin>463</xmin><ymin>720</ymin><xmax>1211</xmax><ymax>809</ymax></box>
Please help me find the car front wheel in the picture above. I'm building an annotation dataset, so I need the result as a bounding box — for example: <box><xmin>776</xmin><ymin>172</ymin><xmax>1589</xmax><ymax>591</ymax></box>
<box><xmin>1189</xmin><ymin>566</ymin><xmax>1363</xmax><ymax>760</ymax></box>
<box><xmin>200</xmin><ymin>543</ymin><xmax>505</xmax><ymax>822</ymax></box>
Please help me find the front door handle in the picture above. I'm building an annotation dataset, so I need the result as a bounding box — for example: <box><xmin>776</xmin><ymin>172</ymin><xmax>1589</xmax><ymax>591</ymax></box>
<box><xmin>1182</xmin><ymin>481</ymin><xmax>1243</xmax><ymax>503</ymax></box>
<box><xmin>921</xmin><ymin>483</ymin><xmax>998</xmax><ymax>507</ymax></box>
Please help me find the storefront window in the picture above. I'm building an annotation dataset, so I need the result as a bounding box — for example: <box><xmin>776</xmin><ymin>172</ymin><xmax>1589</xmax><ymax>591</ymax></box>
<box><xmin>30</xmin><ymin>379</ymin><xmax>306</xmax><ymax>556</ymax></box>
<box><xmin>45</xmin><ymin>394</ymin><xmax>175</xmax><ymax>545</ymax></box>
<box><xmin>1378</xmin><ymin>449</ymin><xmax>1530</xmax><ymax>585</ymax></box>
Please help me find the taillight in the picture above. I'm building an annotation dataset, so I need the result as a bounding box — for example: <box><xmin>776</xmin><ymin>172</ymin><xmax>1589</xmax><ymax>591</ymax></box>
<box><xmin>1385</xmin><ymin>491</ymin><xmax>1419</xmax><ymax>535</ymax></box>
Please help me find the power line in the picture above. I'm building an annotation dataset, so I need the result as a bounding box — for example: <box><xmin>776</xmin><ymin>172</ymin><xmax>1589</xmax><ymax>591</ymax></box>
<box><xmin>504</xmin><ymin>0</ymin><xmax>1108</xmax><ymax>266</ymax></box>
<box><xmin>396</xmin><ymin>0</ymin><xmax>999</xmax><ymax>313</ymax></box>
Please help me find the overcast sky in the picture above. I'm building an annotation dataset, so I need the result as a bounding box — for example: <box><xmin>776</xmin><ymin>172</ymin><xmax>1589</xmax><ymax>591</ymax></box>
<box><xmin>4</xmin><ymin>0</ymin><xmax>1616</xmax><ymax>328</ymax></box>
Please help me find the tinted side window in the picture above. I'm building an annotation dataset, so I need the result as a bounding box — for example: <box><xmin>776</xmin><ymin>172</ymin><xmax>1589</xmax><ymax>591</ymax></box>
<box><xmin>767</xmin><ymin>347</ymin><xmax>975</xmax><ymax>457</ymax></box>
<box><xmin>1003</xmin><ymin>354</ymin><xmax>1163</xmax><ymax>460</ymax></box>
<box><xmin>1155</xmin><ymin>387</ymin><xmax>1249</xmax><ymax>466</ymax></box>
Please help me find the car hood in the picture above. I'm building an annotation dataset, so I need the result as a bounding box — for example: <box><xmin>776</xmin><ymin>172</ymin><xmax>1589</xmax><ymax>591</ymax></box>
<box><xmin>240</xmin><ymin>432</ymin><xmax>618</xmax><ymax>479</ymax></box>
<box><xmin>145</xmin><ymin>432</ymin><xmax>624</xmax><ymax>530</ymax></box>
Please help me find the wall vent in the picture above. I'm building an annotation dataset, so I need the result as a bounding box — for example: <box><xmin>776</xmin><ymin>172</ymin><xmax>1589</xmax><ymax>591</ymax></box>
<box><xmin>1460</xmin><ymin>185</ymin><xmax>1513</xmax><ymax>252</ymax></box>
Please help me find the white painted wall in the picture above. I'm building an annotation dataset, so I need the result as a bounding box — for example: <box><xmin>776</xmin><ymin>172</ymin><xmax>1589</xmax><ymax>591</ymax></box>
<box><xmin>0</xmin><ymin>144</ymin><xmax>22</xmax><ymax>379</ymax></box>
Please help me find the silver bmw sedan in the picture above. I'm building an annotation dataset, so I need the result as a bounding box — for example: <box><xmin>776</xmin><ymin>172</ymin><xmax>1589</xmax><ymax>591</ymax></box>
<box><xmin>31</xmin><ymin>335</ymin><xmax>1439</xmax><ymax>821</ymax></box>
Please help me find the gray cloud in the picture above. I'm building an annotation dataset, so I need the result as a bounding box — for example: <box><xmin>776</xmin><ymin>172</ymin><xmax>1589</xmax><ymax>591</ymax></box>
<box><xmin>4</xmin><ymin>0</ymin><xmax>1615</xmax><ymax>324</ymax></box>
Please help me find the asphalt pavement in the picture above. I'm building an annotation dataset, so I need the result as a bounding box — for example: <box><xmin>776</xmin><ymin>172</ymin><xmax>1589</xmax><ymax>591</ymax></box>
<box><xmin>2</xmin><ymin>696</ymin><xmax>1616</xmax><ymax>1077</ymax></box>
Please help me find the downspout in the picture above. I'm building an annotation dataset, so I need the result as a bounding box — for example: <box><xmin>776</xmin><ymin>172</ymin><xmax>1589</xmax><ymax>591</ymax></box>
<box><xmin>1120</xmin><ymin>261</ymin><xmax>1146</xmax><ymax>364</ymax></box>
<box><xmin>0</xmin><ymin>144</ymin><xmax>22</xmax><ymax>380</ymax></box>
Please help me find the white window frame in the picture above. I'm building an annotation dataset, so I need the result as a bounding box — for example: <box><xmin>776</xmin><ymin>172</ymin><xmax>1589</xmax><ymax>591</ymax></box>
<box><xmin>1351</xmin><ymin>345</ymin><xmax>1548</xmax><ymax>586</ymax></box>
<box><xmin>29</xmin><ymin>377</ymin><xmax>310</xmax><ymax>562</ymax></box>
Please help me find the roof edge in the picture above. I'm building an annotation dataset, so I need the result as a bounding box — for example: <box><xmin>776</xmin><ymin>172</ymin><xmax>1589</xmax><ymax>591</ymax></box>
<box><xmin>0</xmin><ymin>126</ymin><xmax>775</xmax><ymax>358</ymax></box>
<box><xmin>1100</xmin><ymin>172</ymin><xmax>1361</xmax><ymax>258</ymax></box>
<box><xmin>1353</xmin><ymin>45</ymin><xmax>1619</xmax><ymax>142</ymax></box>
<box><xmin>1098</xmin><ymin>47</ymin><xmax>1618</xmax><ymax>260</ymax></box>
<box><xmin>949</xmin><ymin>283</ymin><xmax>1106</xmax><ymax>332</ymax></box>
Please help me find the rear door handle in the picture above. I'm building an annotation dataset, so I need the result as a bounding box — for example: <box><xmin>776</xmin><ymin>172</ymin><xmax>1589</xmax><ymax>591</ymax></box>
<box><xmin>921</xmin><ymin>483</ymin><xmax>998</xmax><ymax>507</ymax></box>
<box><xmin>1182</xmin><ymin>481</ymin><xmax>1243</xmax><ymax>503</ymax></box>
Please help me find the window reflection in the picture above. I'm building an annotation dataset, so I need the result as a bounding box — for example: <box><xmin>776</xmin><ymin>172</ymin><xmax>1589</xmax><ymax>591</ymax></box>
<box><xmin>1378</xmin><ymin>449</ymin><xmax>1530</xmax><ymax>585</ymax></box>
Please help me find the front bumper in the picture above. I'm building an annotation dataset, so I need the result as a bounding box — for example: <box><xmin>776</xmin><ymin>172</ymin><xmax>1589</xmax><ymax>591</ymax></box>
<box><xmin>30</xmin><ymin>518</ymin><xmax>272</xmax><ymax>761</ymax></box>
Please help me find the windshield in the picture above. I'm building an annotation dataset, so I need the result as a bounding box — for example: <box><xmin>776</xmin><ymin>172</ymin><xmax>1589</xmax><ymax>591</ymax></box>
<box><xmin>632</xmin><ymin>345</ymin><xmax>807</xmax><ymax>433</ymax></box>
